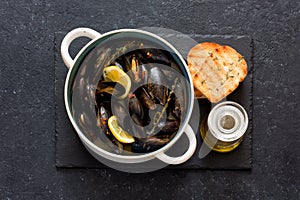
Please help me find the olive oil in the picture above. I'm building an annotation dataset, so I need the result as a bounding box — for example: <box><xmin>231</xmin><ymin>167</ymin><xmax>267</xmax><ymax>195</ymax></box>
<box><xmin>200</xmin><ymin>101</ymin><xmax>248</xmax><ymax>153</ymax></box>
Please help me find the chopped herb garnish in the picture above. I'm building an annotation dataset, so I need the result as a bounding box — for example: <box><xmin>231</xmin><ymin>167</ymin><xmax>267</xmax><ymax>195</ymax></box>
<box><xmin>201</xmin><ymin>80</ymin><xmax>206</xmax><ymax>84</ymax></box>
<box><xmin>238</xmin><ymin>56</ymin><xmax>244</xmax><ymax>62</ymax></box>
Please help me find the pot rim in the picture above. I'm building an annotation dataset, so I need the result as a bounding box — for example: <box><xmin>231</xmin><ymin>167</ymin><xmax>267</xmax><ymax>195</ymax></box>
<box><xmin>64</xmin><ymin>28</ymin><xmax>195</xmax><ymax>160</ymax></box>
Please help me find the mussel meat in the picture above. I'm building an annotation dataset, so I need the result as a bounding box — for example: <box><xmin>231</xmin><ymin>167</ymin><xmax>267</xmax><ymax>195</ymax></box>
<box><xmin>97</xmin><ymin>106</ymin><xmax>109</xmax><ymax>135</ymax></box>
<box><xmin>141</xmin><ymin>64</ymin><xmax>148</xmax><ymax>85</ymax></box>
<box><xmin>130</xmin><ymin>54</ymin><xmax>141</xmax><ymax>83</ymax></box>
<box><xmin>116</xmin><ymin>54</ymin><xmax>142</xmax><ymax>83</ymax></box>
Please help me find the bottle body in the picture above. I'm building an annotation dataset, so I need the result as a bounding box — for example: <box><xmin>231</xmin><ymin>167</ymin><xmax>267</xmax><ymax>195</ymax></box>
<box><xmin>200</xmin><ymin>101</ymin><xmax>248</xmax><ymax>153</ymax></box>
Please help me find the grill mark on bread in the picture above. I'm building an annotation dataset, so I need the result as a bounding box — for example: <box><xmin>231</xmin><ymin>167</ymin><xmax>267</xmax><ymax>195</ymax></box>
<box><xmin>187</xmin><ymin>42</ymin><xmax>247</xmax><ymax>102</ymax></box>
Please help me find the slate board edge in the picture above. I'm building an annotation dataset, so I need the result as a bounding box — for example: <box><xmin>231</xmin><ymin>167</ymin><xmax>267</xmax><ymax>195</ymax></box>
<box><xmin>54</xmin><ymin>31</ymin><xmax>61</xmax><ymax>167</ymax></box>
<box><xmin>249</xmin><ymin>38</ymin><xmax>254</xmax><ymax>168</ymax></box>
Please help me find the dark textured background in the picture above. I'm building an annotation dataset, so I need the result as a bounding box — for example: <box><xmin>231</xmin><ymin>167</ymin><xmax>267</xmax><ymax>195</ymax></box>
<box><xmin>0</xmin><ymin>0</ymin><xmax>299</xmax><ymax>199</ymax></box>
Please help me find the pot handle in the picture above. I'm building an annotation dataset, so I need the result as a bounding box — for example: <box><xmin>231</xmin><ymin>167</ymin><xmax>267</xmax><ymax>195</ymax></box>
<box><xmin>156</xmin><ymin>124</ymin><xmax>197</xmax><ymax>165</ymax></box>
<box><xmin>61</xmin><ymin>28</ymin><xmax>101</xmax><ymax>69</ymax></box>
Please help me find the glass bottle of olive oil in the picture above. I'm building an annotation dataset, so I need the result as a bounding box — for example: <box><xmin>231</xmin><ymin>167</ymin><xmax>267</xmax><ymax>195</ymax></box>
<box><xmin>200</xmin><ymin>101</ymin><xmax>248</xmax><ymax>153</ymax></box>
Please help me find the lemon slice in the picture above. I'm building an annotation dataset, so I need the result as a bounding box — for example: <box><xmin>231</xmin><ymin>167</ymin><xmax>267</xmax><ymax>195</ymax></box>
<box><xmin>108</xmin><ymin>116</ymin><xmax>135</xmax><ymax>143</ymax></box>
<box><xmin>103</xmin><ymin>66</ymin><xmax>131</xmax><ymax>99</ymax></box>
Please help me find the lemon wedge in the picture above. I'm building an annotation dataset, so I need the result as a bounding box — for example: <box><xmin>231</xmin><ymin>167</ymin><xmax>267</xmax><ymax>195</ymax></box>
<box><xmin>103</xmin><ymin>66</ymin><xmax>131</xmax><ymax>99</ymax></box>
<box><xmin>108</xmin><ymin>116</ymin><xmax>135</xmax><ymax>143</ymax></box>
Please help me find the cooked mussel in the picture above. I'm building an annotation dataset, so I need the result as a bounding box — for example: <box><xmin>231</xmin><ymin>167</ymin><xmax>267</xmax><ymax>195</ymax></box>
<box><xmin>115</xmin><ymin>53</ymin><xmax>142</xmax><ymax>83</ymax></box>
<box><xmin>96</xmin><ymin>81</ymin><xmax>125</xmax><ymax>101</ymax></box>
<box><xmin>166</xmin><ymin>93</ymin><xmax>182</xmax><ymax>121</ymax></box>
<box><xmin>130</xmin><ymin>54</ymin><xmax>141</xmax><ymax>83</ymax></box>
<box><xmin>141</xmin><ymin>49</ymin><xmax>171</xmax><ymax>66</ymax></box>
<box><xmin>141</xmin><ymin>64</ymin><xmax>149</xmax><ymax>85</ymax></box>
<box><xmin>110</xmin><ymin>101</ymin><xmax>128</xmax><ymax>127</ymax></box>
<box><xmin>110</xmin><ymin>61</ymin><xmax>124</xmax><ymax>70</ymax></box>
<box><xmin>147</xmin><ymin>67</ymin><xmax>168</xmax><ymax>106</ymax></box>
<box><xmin>131</xmin><ymin>136</ymin><xmax>170</xmax><ymax>153</ymax></box>
<box><xmin>96</xmin><ymin>106</ymin><xmax>124</xmax><ymax>154</ymax></box>
<box><xmin>134</xmin><ymin>86</ymin><xmax>156</xmax><ymax>110</ymax></box>
<box><xmin>97</xmin><ymin>106</ymin><xmax>110</xmax><ymax>135</ymax></box>
<box><xmin>157</xmin><ymin>119</ymin><xmax>179</xmax><ymax>135</ymax></box>
<box><xmin>89</xmin><ymin>46</ymin><xmax>184</xmax><ymax>154</ymax></box>
<box><xmin>129</xmin><ymin>95</ymin><xmax>144</xmax><ymax>126</ymax></box>
<box><xmin>96</xmin><ymin>81</ymin><xmax>123</xmax><ymax>95</ymax></box>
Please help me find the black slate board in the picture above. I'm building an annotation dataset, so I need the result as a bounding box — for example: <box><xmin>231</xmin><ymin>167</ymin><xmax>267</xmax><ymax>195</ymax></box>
<box><xmin>55</xmin><ymin>31</ymin><xmax>253</xmax><ymax>169</ymax></box>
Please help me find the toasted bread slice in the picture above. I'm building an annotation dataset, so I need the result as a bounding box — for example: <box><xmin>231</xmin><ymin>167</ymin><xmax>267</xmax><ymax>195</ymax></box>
<box><xmin>187</xmin><ymin>42</ymin><xmax>247</xmax><ymax>103</ymax></box>
<box><xmin>194</xmin><ymin>87</ymin><xmax>204</xmax><ymax>98</ymax></box>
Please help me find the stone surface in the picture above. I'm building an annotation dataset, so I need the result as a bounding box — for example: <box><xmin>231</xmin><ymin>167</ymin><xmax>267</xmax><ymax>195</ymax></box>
<box><xmin>0</xmin><ymin>0</ymin><xmax>299</xmax><ymax>199</ymax></box>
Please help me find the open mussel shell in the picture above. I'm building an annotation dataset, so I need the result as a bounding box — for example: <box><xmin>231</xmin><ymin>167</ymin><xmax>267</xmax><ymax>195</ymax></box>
<box><xmin>134</xmin><ymin>86</ymin><xmax>156</xmax><ymax>110</ymax></box>
<box><xmin>157</xmin><ymin>120</ymin><xmax>180</xmax><ymax>135</ymax></box>
<box><xmin>96</xmin><ymin>81</ymin><xmax>126</xmax><ymax>101</ymax></box>
<box><xmin>131</xmin><ymin>136</ymin><xmax>171</xmax><ymax>153</ymax></box>
<box><xmin>140</xmin><ymin>48</ymin><xmax>171</xmax><ymax>66</ymax></box>
<box><xmin>147</xmin><ymin>67</ymin><xmax>169</xmax><ymax>106</ymax></box>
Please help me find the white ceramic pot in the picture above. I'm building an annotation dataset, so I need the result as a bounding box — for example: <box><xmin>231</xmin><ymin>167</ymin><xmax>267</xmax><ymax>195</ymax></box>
<box><xmin>61</xmin><ymin>28</ymin><xmax>197</xmax><ymax>165</ymax></box>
